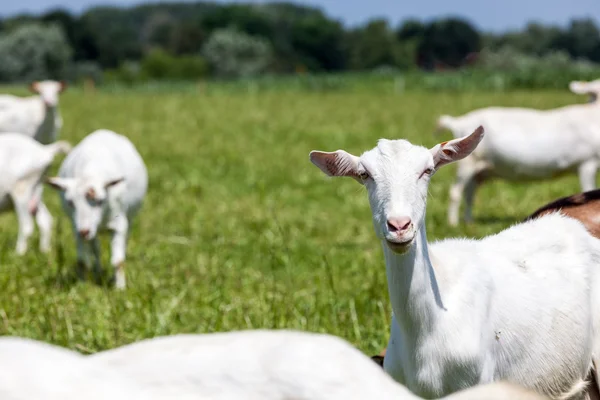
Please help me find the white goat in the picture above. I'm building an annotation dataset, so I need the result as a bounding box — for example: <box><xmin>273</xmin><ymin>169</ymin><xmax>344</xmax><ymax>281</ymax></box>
<box><xmin>0</xmin><ymin>337</ymin><xmax>154</xmax><ymax>400</ymax></box>
<box><xmin>437</xmin><ymin>81</ymin><xmax>600</xmax><ymax>226</ymax></box>
<box><xmin>46</xmin><ymin>129</ymin><xmax>148</xmax><ymax>290</ymax></box>
<box><xmin>0</xmin><ymin>333</ymin><xmax>547</xmax><ymax>400</ymax></box>
<box><xmin>0</xmin><ymin>133</ymin><xmax>70</xmax><ymax>254</ymax></box>
<box><xmin>310</xmin><ymin>126</ymin><xmax>600</xmax><ymax>399</ymax></box>
<box><xmin>0</xmin><ymin>80</ymin><xmax>66</xmax><ymax>144</ymax></box>
<box><xmin>87</xmin><ymin>330</ymin><xmax>547</xmax><ymax>400</ymax></box>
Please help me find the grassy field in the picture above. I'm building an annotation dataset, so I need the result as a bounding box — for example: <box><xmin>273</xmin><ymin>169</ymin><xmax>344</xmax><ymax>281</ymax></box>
<box><xmin>0</xmin><ymin>84</ymin><xmax>587</xmax><ymax>357</ymax></box>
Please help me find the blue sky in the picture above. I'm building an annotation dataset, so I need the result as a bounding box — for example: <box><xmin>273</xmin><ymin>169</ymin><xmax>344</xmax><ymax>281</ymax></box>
<box><xmin>1</xmin><ymin>0</ymin><xmax>599</xmax><ymax>32</ymax></box>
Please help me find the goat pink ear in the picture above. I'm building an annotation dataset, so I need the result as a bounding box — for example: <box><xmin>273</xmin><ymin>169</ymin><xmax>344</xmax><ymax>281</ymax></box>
<box><xmin>105</xmin><ymin>177</ymin><xmax>125</xmax><ymax>189</ymax></box>
<box><xmin>309</xmin><ymin>150</ymin><xmax>361</xmax><ymax>180</ymax></box>
<box><xmin>430</xmin><ymin>125</ymin><xmax>484</xmax><ymax>169</ymax></box>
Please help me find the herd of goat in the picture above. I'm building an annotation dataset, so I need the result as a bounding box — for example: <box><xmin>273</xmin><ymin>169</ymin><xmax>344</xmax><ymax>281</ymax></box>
<box><xmin>1</xmin><ymin>79</ymin><xmax>600</xmax><ymax>399</ymax></box>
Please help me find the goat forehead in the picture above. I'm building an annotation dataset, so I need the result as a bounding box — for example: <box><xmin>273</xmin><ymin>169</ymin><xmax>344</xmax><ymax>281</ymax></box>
<box><xmin>38</xmin><ymin>81</ymin><xmax>60</xmax><ymax>92</ymax></box>
<box><xmin>362</xmin><ymin>139</ymin><xmax>429</xmax><ymax>172</ymax></box>
<box><xmin>75</xmin><ymin>180</ymin><xmax>103</xmax><ymax>194</ymax></box>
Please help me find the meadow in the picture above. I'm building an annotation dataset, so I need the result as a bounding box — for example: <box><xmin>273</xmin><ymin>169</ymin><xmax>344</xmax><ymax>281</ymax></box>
<box><xmin>0</xmin><ymin>82</ymin><xmax>587</xmax><ymax>357</ymax></box>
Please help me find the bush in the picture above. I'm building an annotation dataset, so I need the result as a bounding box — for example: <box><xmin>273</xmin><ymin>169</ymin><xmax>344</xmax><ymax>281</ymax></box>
<box><xmin>103</xmin><ymin>50</ymin><xmax>208</xmax><ymax>84</ymax></box>
<box><xmin>103</xmin><ymin>61</ymin><xmax>142</xmax><ymax>85</ymax></box>
<box><xmin>478</xmin><ymin>45</ymin><xmax>597</xmax><ymax>73</ymax></box>
<box><xmin>0</xmin><ymin>23</ymin><xmax>72</xmax><ymax>83</ymax></box>
<box><xmin>202</xmin><ymin>28</ymin><xmax>272</xmax><ymax>78</ymax></box>
<box><xmin>68</xmin><ymin>61</ymin><xmax>103</xmax><ymax>84</ymax></box>
<box><xmin>140</xmin><ymin>48</ymin><xmax>208</xmax><ymax>80</ymax></box>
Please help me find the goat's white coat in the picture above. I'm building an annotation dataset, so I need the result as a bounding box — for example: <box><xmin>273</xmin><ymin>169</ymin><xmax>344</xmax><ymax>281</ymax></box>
<box><xmin>87</xmin><ymin>330</ymin><xmax>548</xmax><ymax>400</ymax></box>
<box><xmin>0</xmin><ymin>337</ymin><xmax>153</xmax><ymax>400</ymax></box>
<box><xmin>0</xmin><ymin>333</ymin><xmax>548</xmax><ymax>400</ymax></box>
<box><xmin>0</xmin><ymin>80</ymin><xmax>65</xmax><ymax>144</ymax></box>
<box><xmin>47</xmin><ymin>129</ymin><xmax>148</xmax><ymax>289</ymax></box>
<box><xmin>310</xmin><ymin>128</ymin><xmax>600</xmax><ymax>400</ymax></box>
<box><xmin>0</xmin><ymin>133</ymin><xmax>70</xmax><ymax>254</ymax></box>
<box><xmin>438</xmin><ymin>81</ymin><xmax>600</xmax><ymax>226</ymax></box>
<box><xmin>88</xmin><ymin>330</ymin><xmax>411</xmax><ymax>400</ymax></box>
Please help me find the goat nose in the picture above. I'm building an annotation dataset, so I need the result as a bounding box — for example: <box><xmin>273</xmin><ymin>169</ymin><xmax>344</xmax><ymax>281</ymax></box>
<box><xmin>387</xmin><ymin>217</ymin><xmax>412</xmax><ymax>233</ymax></box>
<box><xmin>78</xmin><ymin>229</ymin><xmax>90</xmax><ymax>239</ymax></box>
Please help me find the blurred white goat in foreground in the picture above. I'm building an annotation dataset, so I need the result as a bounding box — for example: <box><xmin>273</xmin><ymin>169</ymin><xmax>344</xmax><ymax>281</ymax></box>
<box><xmin>0</xmin><ymin>80</ymin><xmax>66</xmax><ymax>144</ymax></box>
<box><xmin>310</xmin><ymin>126</ymin><xmax>600</xmax><ymax>399</ymax></box>
<box><xmin>0</xmin><ymin>134</ymin><xmax>70</xmax><ymax>254</ymax></box>
<box><xmin>437</xmin><ymin>79</ymin><xmax>600</xmax><ymax>226</ymax></box>
<box><xmin>0</xmin><ymin>332</ymin><xmax>548</xmax><ymax>400</ymax></box>
<box><xmin>0</xmin><ymin>337</ymin><xmax>155</xmax><ymax>400</ymax></box>
<box><xmin>47</xmin><ymin>129</ymin><xmax>148</xmax><ymax>289</ymax></box>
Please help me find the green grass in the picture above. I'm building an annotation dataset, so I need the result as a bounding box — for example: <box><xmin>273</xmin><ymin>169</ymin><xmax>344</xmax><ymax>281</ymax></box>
<box><xmin>0</xmin><ymin>85</ymin><xmax>586</xmax><ymax>357</ymax></box>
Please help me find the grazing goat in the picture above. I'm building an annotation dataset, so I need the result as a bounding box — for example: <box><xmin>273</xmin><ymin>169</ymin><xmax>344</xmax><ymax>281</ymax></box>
<box><xmin>87</xmin><ymin>330</ymin><xmax>547</xmax><ymax>400</ymax></box>
<box><xmin>437</xmin><ymin>82</ymin><xmax>600</xmax><ymax>226</ymax></box>
<box><xmin>46</xmin><ymin>129</ymin><xmax>148</xmax><ymax>290</ymax></box>
<box><xmin>0</xmin><ymin>337</ymin><xmax>154</xmax><ymax>400</ymax></box>
<box><xmin>310</xmin><ymin>126</ymin><xmax>600</xmax><ymax>399</ymax></box>
<box><xmin>0</xmin><ymin>333</ymin><xmax>547</xmax><ymax>400</ymax></box>
<box><xmin>0</xmin><ymin>80</ymin><xmax>66</xmax><ymax>144</ymax></box>
<box><xmin>0</xmin><ymin>134</ymin><xmax>70</xmax><ymax>254</ymax></box>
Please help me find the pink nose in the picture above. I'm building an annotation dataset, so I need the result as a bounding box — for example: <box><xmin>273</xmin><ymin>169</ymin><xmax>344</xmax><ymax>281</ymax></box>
<box><xmin>78</xmin><ymin>229</ymin><xmax>90</xmax><ymax>239</ymax></box>
<box><xmin>387</xmin><ymin>217</ymin><xmax>412</xmax><ymax>233</ymax></box>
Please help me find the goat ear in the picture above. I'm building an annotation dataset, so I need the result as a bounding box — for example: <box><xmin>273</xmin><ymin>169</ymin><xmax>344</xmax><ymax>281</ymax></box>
<box><xmin>105</xmin><ymin>177</ymin><xmax>125</xmax><ymax>189</ymax></box>
<box><xmin>29</xmin><ymin>81</ymin><xmax>39</xmax><ymax>93</ymax></box>
<box><xmin>570</xmin><ymin>80</ymin><xmax>600</xmax><ymax>103</ymax></box>
<box><xmin>430</xmin><ymin>125</ymin><xmax>484</xmax><ymax>169</ymax></box>
<box><xmin>59</xmin><ymin>80</ymin><xmax>68</xmax><ymax>92</ymax></box>
<box><xmin>569</xmin><ymin>81</ymin><xmax>589</xmax><ymax>95</ymax></box>
<box><xmin>45</xmin><ymin>177</ymin><xmax>70</xmax><ymax>191</ymax></box>
<box><xmin>309</xmin><ymin>150</ymin><xmax>361</xmax><ymax>182</ymax></box>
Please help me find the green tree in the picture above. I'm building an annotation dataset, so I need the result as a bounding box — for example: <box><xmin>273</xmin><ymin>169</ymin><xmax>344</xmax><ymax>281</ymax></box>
<box><xmin>41</xmin><ymin>8</ymin><xmax>99</xmax><ymax>61</ymax></box>
<box><xmin>417</xmin><ymin>18</ymin><xmax>481</xmax><ymax>68</ymax></box>
<box><xmin>348</xmin><ymin>19</ymin><xmax>405</xmax><ymax>70</ymax></box>
<box><xmin>559</xmin><ymin>19</ymin><xmax>600</xmax><ymax>61</ymax></box>
<box><xmin>202</xmin><ymin>28</ymin><xmax>272</xmax><ymax>78</ymax></box>
<box><xmin>289</xmin><ymin>14</ymin><xmax>346</xmax><ymax>71</ymax></box>
<box><xmin>0</xmin><ymin>23</ymin><xmax>72</xmax><ymax>82</ymax></box>
<box><xmin>142</xmin><ymin>11</ymin><xmax>177</xmax><ymax>51</ymax></box>
<box><xmin>487</xmin><ymin>23</ymin><xmax>562</xmax><ymax>56</ymax></box>
<box><xmin>169</xmin><ymin>21</ymin><xmax>206</xmax><ymax>55</ymax></box>
<box><xmin>396</xmin><ymin>19</ymin><xmax>425</xmax><ymax>42</ymax></box>
<box><xmin>80</xmin><ymin>7</ymin><xmax>143</xmax><ymax>67</ymax></box>
<box><xmin>140</xmin><ymin>48</ymin><xmax>207</xmax><ymax>80</ymax></box>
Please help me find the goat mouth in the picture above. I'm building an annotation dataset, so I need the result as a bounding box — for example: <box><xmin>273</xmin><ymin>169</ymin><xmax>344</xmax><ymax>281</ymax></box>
<box><xmin>385</xmin><ymin>239</ymin><xmax>413</xmax><ymax>253</ymax></box>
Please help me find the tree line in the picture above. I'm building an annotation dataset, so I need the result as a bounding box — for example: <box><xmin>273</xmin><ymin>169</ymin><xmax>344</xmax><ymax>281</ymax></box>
<box><xmin>0</xmin><ymin>1</ymin><xmax>599</xmax><ymax>83</ymax></box>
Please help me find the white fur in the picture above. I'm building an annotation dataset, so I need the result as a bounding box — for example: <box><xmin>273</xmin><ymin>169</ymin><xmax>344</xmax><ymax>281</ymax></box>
<box><xmin>86</xmin><ymin>330</ymin><xmax>547</xmax><ymax>400</ymax></box>
<box><xmin>0</xmin><ymin>337</ymin><xmax>154</xmax><ymax>400</ymax></box>
<box><xmin>47</xmin><ymin>129</ymin><xmax>148</xmax><ymax>290</ymax></box>
<box><xmin>438</xmin><ymin>80</ymin><xmax>600</xmax><ymax>226</ymax></box>
<box><xmin>310</xmin><ymin>127</ymin><xmax>600</xmax><ymax>400</ymax></box>
<box><xmin>0</xmin><ymin>133</ymin><xmax>70</xmax><ymax>254</ymax></box>
<box><xmin>0</xmin><ymin>333</ymin><xmax>548</xmax><ymax>400</ymax></box>
<box><xmin>0</xmin><ymin>80</ymin><xmax>66</xmax><ymax>145</ymax></box>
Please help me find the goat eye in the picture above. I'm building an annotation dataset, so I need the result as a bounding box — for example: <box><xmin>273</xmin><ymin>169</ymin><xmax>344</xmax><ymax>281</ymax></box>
<box><xmin>358</xmin><ymin>171</ymin><xmax>370</xmax><ymax>181</ymax></box>
<box><xmin>420</xmin><ymin>168</ymin><xmax>434</xmax><ymax>179</ymax></box>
